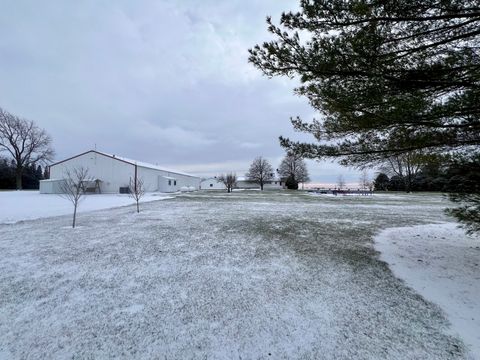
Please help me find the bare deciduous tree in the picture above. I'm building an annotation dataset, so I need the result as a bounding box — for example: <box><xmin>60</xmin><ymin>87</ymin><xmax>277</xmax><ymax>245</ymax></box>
<box><xmin>246</xmin><ymin>156</ymin><xmax>274</xmax><ymax>191</ymax></box>
<box><xmin>379</xmin><ymin>152</ymin><xmax>426</xmax><ymax>193</ymax></box>
<box><xmin>278</xmin><ymin>153</ymin><xmax>310</xmax><ymax>189</ymax></box>
<box><xmin>218</xmin><ymin>173</ymin><xmax>237</xmax><ymax>193</ymax></box>
<box><xmin>129</xmin><ymin>176</ymin><xmax>145</xmax><ymax>213</ymax></box>
<box><xmin>359</xmin><ymin>170</ymin><xmax>374</xmax><ymax>195</ymax></box>
<box><xmin>359</xmin><ymin>170</ymin><xmax>370</xmax><ymax>190</ymax></box>
<box><xmin>59</xmin><ymin>167</ymin><xmax>90</xmax><ymax>228</ymax></box>
<box><xmin>0</xmin><ymin>107</ymin><xmax>54</xmax><ymax>190</ymax></box>
<box><xmin>337</xmin><ymin>175</ymin><xmax>346</xmax><ymax>190</ymax></box>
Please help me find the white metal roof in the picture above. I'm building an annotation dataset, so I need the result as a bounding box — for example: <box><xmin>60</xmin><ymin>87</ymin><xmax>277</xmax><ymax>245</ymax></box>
<box><xmin>94</xmin><ymin>151</ymin><xmax>199</xmax><ymax>178</ymax></box>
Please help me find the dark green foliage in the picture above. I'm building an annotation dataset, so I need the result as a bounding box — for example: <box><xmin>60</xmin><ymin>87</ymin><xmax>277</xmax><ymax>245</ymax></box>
<box><xmin>43</xmin><ymin>166</ymin><xmax>50</xmax><ymax>180</ymax></box>
<box><xmin>443</xmin><ymin>153</ymin><xmax>480</xmax><ymax>194</ymax></box>
<box><xmin>250</xmin><ymin>1</ymin><xmax>480</xmax><ymax>231</ymax></box>
<box><xmin>446</xmin><ymin>194</ymin><xmax>480</xmax><ymax>234</ymax></box>
<box><xmin>285</xmin><ymin>176</ymin><xmax>299</xmax><ymax>190</ymax></box>
<box><xmin>249</xmin><ymin>1</ymin><xmax>480</xmax><ymax>165</ymax></box>
<box><xmin>0</xmin><ymin>158</ymin><xmax>44</xmax><ymax>189</ymax></box>
<box><xmin>373</xmin><ymin>173</ymin><xmax>389</xmax><ymax>191</ymax></box>
<box><xmin>443</xmin><ymin>153</ymin><xmax>480</xmax><ymax>233</ymax></box>
<box><xmin>0</xmin><ymin>158</ymin><xmax>15</xmax><ymax>189</ymax></box>
<box><xmin>389</xmin><ymin>175</ymin><xmax>406</xmax><ymax>191</ymax></box>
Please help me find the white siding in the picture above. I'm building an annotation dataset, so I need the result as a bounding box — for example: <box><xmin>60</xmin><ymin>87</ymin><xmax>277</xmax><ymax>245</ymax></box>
<box><xmin>49</xmin><ymin>151</ymin><xmax>200</xmax><ymax>194</ymax></box>
<box><xmin>50</xmin><ymin>152</ymin><xmax>135</xmax><ymax>193</ymax></box>
<box><xmin>200</xmin><ymin>178</ymin><xmax>226</xmax><ymax>190</ymax></box>
<box><xmin>39</xmin><ymin>179</ymin><xmax>66</xmax><ymax>194</ymax></box>
<box><xmin>236</xmin><ymin>180</ymin><xmax>284</xmax><ymax>190</ymax></box>
<box><xmin>138</xmin><ymin>166</ymin><xmax>200</xmax><ymax>193</ymax></box>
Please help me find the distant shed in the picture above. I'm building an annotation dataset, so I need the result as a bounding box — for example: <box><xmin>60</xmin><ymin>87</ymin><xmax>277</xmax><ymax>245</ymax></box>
<box><xmin>236</xmin><ymin>176</ymin><xmax>285</xmax><ymax>190</ymax></box>
<box><xmin>41</xmin><ymin>150</ymin><xmax>200</xmax><ymax>194</ymax></box>
<box><xmin>200</xmin><ymin>177</ymin><xmax>226</xmax><ymax>190</ymax></box>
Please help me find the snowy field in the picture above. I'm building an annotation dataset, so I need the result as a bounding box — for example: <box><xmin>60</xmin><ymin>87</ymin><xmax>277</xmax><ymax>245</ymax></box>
<box><xmin>0</xmin><ymin>191</ymin><xmax>174</xmax><ymax>224</ymax></box>
<box><xmin>0</xmin><ymin>191</ymin><xmax>477</xmax><ymax>359</ymax></box>
<box><xmin>375</xmin><ymin>223</ymin><xmax>480</xmax><ymax>357</ymax></box>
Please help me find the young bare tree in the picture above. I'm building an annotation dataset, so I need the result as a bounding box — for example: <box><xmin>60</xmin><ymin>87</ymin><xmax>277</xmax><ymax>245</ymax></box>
<box><xmin>59</xmin><ymin>167</ymin><xmax>90</xmax><ymax>228</ymax></box>
<box><xmin>337</xmin><ymin>175</ymin><xmax>346</xmax><ymax>190</ymax></box>
<box><xmin>218</xmin><ymin>173</ymin><xmax>237</xmax><ymax>193</ymax></box>
<box><xmin>359</xmin><ymin>170</ymin><xmax>374</xmax><ymax>195</ymax></box>
<box><xmin>246</xmin><ymin>156</ymin><xmax>274</xmax><ymax>191</ymax></box>
<box><xmin>129</xmin><ymin>176</ymin><xmax>145</xmax><ymax>213</ymax></box>
<box><xmin>359</xmin><ymin>170</ymin><xmax>370</xmax><ymax>190</ymax></box>
<box><xmin>0</xmin><ymin>107</ymin><xmax>54</xmax><ymax>190</ymax></box>
<box><xmin>278</xmin><ymin>153</ymin><xmax>310</xmax><ymax>189</ymax></box>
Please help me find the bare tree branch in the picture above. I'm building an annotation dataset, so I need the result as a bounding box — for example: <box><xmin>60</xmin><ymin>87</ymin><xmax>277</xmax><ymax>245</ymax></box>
<box><xmin>129</xmin><ymin>176</ymin><xmax>145</xmax><ymax>213</ymax></box>
<box><xmin>58</xmin><ymin>167</ymin><xmax>90</xmax><ymax>228</ymax></box>
<box><xmin>0</xmin><ymin>107</ymin><xmax>54</xmax><ymax>189</ymax></box>
<box><xmin>246</xmin><ymin>157</ymin><xmax>274</xmax><ymax>191</ymax></box>
<box><xmin>218</xmin><ymin>173</ymin><xmax>237</xmax><ymax>193</ymax></box>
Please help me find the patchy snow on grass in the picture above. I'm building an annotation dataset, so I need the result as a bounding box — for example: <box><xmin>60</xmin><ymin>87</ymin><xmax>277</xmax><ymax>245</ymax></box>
<box><xmin>375</xmin><ymin>223</ymin><xmax>480</xmax><ymax>359</ymax></box>
<box><xmin>0</xmin><ymin>191</ymin><xmax>472</xmax><ymax>358</ymax></box>
<box><xmin>0</xmin><ymin>190</ymin><xmax>174</xmax><ymax>224</ymax></box>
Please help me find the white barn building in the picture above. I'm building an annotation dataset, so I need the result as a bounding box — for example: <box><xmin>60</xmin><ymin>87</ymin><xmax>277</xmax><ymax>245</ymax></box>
<box><xmin>200</xmin><ymin>177</ymin><xmax>226</xmax><ymax>190</ymax></box>
<box><xmin>40</xmin><ymin>150</ymin><xmax>200</xmax><ymax>194</ymax></box>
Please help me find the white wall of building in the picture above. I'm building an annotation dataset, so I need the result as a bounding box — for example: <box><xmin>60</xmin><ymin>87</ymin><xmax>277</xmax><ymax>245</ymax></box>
<box><xmin>200</xmin><ymin>178</ymin><xmax>226</xmax><ymax>190</ymax></box>
<box><xmin>39</xmin><ymin>179</ymin><xmax>66</xmax><ymax>194</ymax></box>
<box><xmin>50</xmin><ymin>152</ymin><xmax>135</xmax><ymax>193</ymax></box>
<box><xmin>49</xmin><ymin>151</ymin><xmax>200</xmax><ymax>194</ymax></box>
<box><xmin>236</xmin><ymin>180</ymin><xmax>284</xmax><ymax>190</ymax></box>
<box><xmin>138</xmin><ymin>166</ymin><xmax>200</xmax><ymax>193</ymax></box>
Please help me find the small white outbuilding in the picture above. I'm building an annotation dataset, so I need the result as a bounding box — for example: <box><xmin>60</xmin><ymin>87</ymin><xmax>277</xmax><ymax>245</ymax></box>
<box><xmin>40</xmin><ymin>150</ymin><xmax>200</xmax><ymax>194</ymax></box>
<box><xmin>235</xmin><ymin>176</ymin><xmax>285</xmax><ymax>190</ymax></box>
<box><xmin>38</xmin><ymin>179</ymin><xmax>66</xmax><ymax>194</ymax></box>
<box><xmin>200</xmin><ymin>177</ymin><xmax>226</xmax><ymax>190</ymax></box>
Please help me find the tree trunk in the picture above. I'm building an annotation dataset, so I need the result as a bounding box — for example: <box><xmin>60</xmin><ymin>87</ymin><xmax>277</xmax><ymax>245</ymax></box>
<box><xmin>15</xmin><ymin>167</ymin><xmax>23</xmax><ymax>190</ymax></box>
<box><xmin>72</xmin><ymin>204</ymin><xmax>77</xmax><ymax>228</ymax></box>
<box><xmin>136</xmin><ymin>201</ymin><xmax>140</xmax><ymax>213</ymax></box>
<box><xmin>260</xmin><ymin>182</ymin><xmax>264</xmax><ymax>191</ymax></box>
<box><xmin>405</xmin><ymin>172</ymin><xmax>412</xmax><ymax>193</ymax></box>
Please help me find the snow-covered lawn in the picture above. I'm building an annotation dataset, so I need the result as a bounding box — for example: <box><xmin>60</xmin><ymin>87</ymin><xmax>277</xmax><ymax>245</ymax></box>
<box><xmin>0</xmin><ymin>191</ymin><xmax>475</xmax><ymax>359</ymax></box>
<box><xmin>0</xmin><ymin>190</ymin><xmax>174</xmax><ymax>224</ymax></box>
<box><xmin>375</xmin><ymin>223</ymin><xmax>480</xmax><ymax>358</ymax></box>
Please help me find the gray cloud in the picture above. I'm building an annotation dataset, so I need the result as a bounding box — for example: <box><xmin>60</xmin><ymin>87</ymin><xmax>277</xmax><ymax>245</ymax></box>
<box><xmin>0</xmin><ymin>0</ymin><xmax>368</xmax><ymax>184</ymax></box>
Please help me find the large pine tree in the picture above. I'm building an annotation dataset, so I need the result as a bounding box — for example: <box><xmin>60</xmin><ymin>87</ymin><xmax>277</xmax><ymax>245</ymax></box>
<box><xmin>249</xmin><ymin>0</ymin><xmax>480</xmax><ymax>231</ymax></box>
<box><xmin>249</xmin><ymin>1</ymin><xmax>480</xmax><ymax>165</ymax></box>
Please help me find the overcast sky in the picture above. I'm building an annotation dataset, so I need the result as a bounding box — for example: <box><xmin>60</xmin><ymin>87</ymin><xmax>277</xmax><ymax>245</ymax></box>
<box><xmin>0</xmin><ymin>0</ymin><xmax>368</xmax><ymax>186</ymax></box>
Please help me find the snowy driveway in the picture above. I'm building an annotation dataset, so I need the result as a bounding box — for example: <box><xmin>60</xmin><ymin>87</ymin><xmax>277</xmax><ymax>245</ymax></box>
<box><xmin>0</xmin><ymin>191</ymin><xmax>469</xmax><ymax>359</ymax></box>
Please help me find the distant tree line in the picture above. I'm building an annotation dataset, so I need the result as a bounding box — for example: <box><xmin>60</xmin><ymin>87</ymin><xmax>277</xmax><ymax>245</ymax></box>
<box><xmin>0</xmin><ymin>107</ymin><xmax>54</xmax><ymax>189</ymax></box>
<box><xmin>0</xmin><ymin>157</ymin><xmax>48</xmax><ymax>189</ymax></box>
<box><xmin>374</xmin><ymin>154</ymin><xmax>480</xmax><ymax>194</ymax></box>
<box><xmin>249</xmin><ymin>2</ymin><xmax>479</xmax><ymax>232</ymax></box>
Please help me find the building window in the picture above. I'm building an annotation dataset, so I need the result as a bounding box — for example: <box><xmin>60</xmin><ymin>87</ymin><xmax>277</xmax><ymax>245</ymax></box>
<box><xmin>168</xmin><ymin>180</ymin><xmax>171</xmax><ymax>186</ymax></box>
<box><xmin>210</xmin><ymin>184</ymin><xmax>213</xmax><ymax>187</ymax></box>
<box><xmin>275</xmin><ymin>182</ymin><xmax>277</xmax><ymax>184</ymax></box>
<box><xmin>174</xmin><ymin>180</ymin><xmax>177</xmax><ymax>186</ymax></box>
